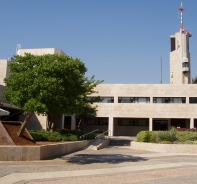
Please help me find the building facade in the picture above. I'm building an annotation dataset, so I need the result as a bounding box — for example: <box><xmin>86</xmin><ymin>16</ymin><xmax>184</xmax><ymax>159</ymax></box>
<box><xmin>0</xmin><ymin>3</ymin><xmax>196</xmax><ymax>136</ymax></box>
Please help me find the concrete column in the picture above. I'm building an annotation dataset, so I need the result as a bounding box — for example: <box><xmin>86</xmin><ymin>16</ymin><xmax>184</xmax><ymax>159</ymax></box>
<box><xmin>108</xmin><ymin>116</ymin><xmax>114</xmax><ymax>136</ymax></box>
<box><xmin>71</xmin><ymin>114</ymin><xmax>76</xmax><ymax>130</ymax></box>
<box><xmin>149</xmin><ymin>117</ymin><xmax>153</xmax><ymax>131</ymax></box>
<box><xmin>190</xmin><ymin>118</ymin><xmax>194</xmax><ymax>129</ymax></box>
<box><xmin>150</xmin><ymin>96</ymin><xmax>153</xmax><ymax>103</ymax></box>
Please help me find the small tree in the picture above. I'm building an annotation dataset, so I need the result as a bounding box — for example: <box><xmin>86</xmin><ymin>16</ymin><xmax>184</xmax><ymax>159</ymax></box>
<box><xmin>192</xmin><ymin>76</ymin><xmax>197</xmax><ymax>84</ymax></box>
<box><xmin>3</xmin><ymin>53</ymin><xmax>103</xmax><ymax>136</ymax></box>
<box><xmin>77</xmin><ymin>97</ymin><xmax>101</xmax><ymax>130</ymax></box>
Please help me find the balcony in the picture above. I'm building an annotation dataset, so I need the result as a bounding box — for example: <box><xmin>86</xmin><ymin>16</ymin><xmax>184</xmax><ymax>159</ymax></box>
<box><xmin>182</xmin><ymin>66</ymin><xmax>189</xmax><ymax>72</ymax></box>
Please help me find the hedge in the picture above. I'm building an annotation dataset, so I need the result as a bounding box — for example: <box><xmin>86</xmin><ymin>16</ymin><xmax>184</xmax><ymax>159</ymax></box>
<box><xmin>137</xmin><ymin>128</ymin><xmax>197</xmax><ymax>144</ymax></box>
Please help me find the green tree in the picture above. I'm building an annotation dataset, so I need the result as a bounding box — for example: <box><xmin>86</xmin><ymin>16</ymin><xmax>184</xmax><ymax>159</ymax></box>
<box><xmin>3</xmin><ymin>53</ymin><xmax>103</xmax><ymax>136</ymax></box>
<box><xmin>77</xmin><ymin>96</ymin><xmax>101</xmax><ymax>130</ymax></box>
<box><xmin>192</xmin><ymin>76</ymin><xmax>197</xmax><ymax>84</ymax></box>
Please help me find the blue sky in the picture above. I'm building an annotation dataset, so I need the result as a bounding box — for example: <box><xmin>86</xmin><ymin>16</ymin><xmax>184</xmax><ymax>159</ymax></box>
<box><xmin>0</xmin><ymin>0</ymin><xmax>197</xmax><ymax>84</ymax></box>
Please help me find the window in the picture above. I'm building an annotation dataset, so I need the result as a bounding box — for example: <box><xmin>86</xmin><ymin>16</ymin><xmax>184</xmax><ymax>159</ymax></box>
<box><xmin>118</xmin><ymin>118</ymin><xmax>148</xmax><ymax>126</ymax></box>
<box><xmin>118</xmin><ymin>97</ymin><xmax>149</xmax><ymax>103</ymax></box>
<box><xmin>100</xmin><ymin>97</ymin><xmax>114</xmax><ymax>103</ymax></box>
<box><xmin>182</xmin><ymin>62</ymin><xmax>189</xmax><ymax>67</ymax></box>
<box><xmin>182</xmin><ymin>98</ymin><xmax>186</xmax><ymax>103</ymax></box>
<box><xmin>171</xmin><ymin>37</ymin><xmax>175</xmax><ymax>52</ymax></box>
<box><xmin>146</xmin><ymin>98</ymin><xmax>150</xmax><ymax>103</ymax></box>
<box><xmin>86</xmin><ymin>117</ymin><xmax>108</xmax><ymax>125</ymax></box>
<box><xmin>153</xmin><ymin>97</ymin><xmax>186</xmax><ymax>104</ymax></box>
<box><xmin>189</xmin><ymin>97</ymin><xmax>197</xmax><ymax>104</ymax></box>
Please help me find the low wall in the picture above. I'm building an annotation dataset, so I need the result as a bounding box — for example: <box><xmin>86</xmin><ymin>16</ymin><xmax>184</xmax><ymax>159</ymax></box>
<box><xmin>0</xmin><ymin>140</ymin><xmax>91</xmax><ymax>161</ymax></box>
<box><xmin>131</xmin><ymin>142</ymin><xmax>197</xmax><ymax>154</ymax></box>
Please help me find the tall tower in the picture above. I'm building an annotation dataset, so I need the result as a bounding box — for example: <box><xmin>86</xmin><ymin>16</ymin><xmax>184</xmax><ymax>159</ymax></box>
<box><xmin>170</xmin><ymin>3</ymin><xmax>192</xmax><ymax>84</ymax></box>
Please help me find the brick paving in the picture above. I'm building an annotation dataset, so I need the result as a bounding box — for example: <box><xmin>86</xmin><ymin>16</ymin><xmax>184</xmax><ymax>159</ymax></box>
<box><xmin>1</xmin><ymin>146</ymin><xmax>197</xmax><ymax>184</ymax></box>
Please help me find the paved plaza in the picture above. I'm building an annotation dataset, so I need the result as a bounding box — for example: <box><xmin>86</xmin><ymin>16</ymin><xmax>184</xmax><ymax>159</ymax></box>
<box><xmin>1</xmin><ymin>146</ymin><xmax>197</xmax><ymax>184</ymax></box>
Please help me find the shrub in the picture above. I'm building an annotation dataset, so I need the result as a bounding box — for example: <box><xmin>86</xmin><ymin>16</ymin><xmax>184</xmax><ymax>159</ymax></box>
<box><xmin>177</xmin><ymin>131</ymin><xmax>197</xmax><ymax>142</ymax></box>
<box><xmin>29</xmin><ymin>130</ymin><xmax>80</xmax><ymax>142</ymax></box>
<box><xmin>155</xmin><ymin>127</ymin><xmax>177</xmax><ymax>143</ymax></box>
<box><xmin>137</xmin><ymin>131</ymin><xmax>151</xmax><ymax>142</ymax></box>
<box><xmin>137</xmin><ymin>127</ymin><xmax>197</xmax><ymax>144</ymax></box>
<box><xmin>137</xmin><ymin>131</ymin><xmax>158</xmax><ymax>143</ymax></box>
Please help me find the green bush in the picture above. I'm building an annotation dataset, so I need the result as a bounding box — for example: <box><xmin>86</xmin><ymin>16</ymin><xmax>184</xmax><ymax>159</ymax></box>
<box><xmin>137</xmin><ymin>127</ymin><xmax>197</xmax><ymax>144</ymax></box>
<box><xmin>137</xmin><ymin>131</ymin><xmax>151</xmax><ymax>142</ymax></box>
<box><xmin>137</xmin><ymin>131</ymin><xmax>158</xmax><ymax>143</ymax></box>
<box><xmin>29</xmin><ymin>130</ymin><xmax>79</xmax><ymax>142</ymax></box>
<box><xmin>157</xmin><ymin>127</ymin><xmax>177</xmax><ymax>143</ymax></box>
<box><xmin>177</xmin><ymin>131</ymin><xmax>197</xmax><ymax>142</ymax></box>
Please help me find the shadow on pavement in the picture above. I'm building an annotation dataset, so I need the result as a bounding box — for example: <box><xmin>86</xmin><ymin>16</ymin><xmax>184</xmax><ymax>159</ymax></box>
<box><xmin>61</xmin><ymin>154</ymin><xmax>148</xmax><ymax>164</ymax></box>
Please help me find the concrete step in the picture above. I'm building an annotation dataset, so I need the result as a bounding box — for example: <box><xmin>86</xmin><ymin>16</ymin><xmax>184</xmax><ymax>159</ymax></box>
<box><xmin>109</xmin><ymin>140</ymin><xmax>131</xmax><ymax>146</ymax></box>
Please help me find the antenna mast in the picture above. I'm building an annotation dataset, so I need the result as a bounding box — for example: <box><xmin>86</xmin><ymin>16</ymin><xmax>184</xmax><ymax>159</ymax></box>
<box><xmin>160</xmin><ymin>57</ymin><xmax>162</xmax><ymax>84</ymax></box>
<box><xmin>178</xmin><ymin>2</ymin><xmax>185</xmax><ymax>33</ymax></box>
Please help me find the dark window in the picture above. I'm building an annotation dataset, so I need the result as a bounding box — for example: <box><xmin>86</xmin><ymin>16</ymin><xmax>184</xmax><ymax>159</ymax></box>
<box><xmin>146</xmin><ymin>97</ymin><xmax>150</xmax><ymax>103</ymax></box>
<box><xmin>118</xmin><ymin>97</ymin><xmax>149</xmax><ymax>103</ymax></box>
<box><xmin>182</xmin><ymin>62</ymin><xmax>189</xmax><ymax>67</ymax></box>
<box><xmin>182</xmin><ymin>98</ymin><xmax>186</xmax><ymax>103</ymax></box>
<box><xmin>189</xmin><ymin>97</ymin><xmax>197</xmax><ymax>104</ymax></box>
<box><xmin>154</xmin><ymin>97</ymin><xmax>185</xmax><ymax>104</ymax></box>
<box><xmin>118</xmin><ymin>118</ymin><xmax>148</xmax><ymax>126</ymax></box>
<box><xmin>171</xmin><ymin>37</ymin><xmax>175</xmax><ymax>52</ymax></box>
<box><xmin>100</xmin><ymin>97</ymin><xmax>114</xmax><ymax>103</ymax></box>
<box><xmin>86</xmin><ymin>117</ymin><xmax>108</xmax><ymax>125</ymax></box>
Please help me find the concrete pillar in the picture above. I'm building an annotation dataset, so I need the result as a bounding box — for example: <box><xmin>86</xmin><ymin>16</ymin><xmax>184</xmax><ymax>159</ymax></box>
<box><xmin>108</xmin><ymin>116</ymin><xmax>114</xmax><ymax>136</ymax></box>
<box><xmin>150</xmin><ymin>96</ymin><xmax>153</xmax><ymax>103</ymax></box>
<box><xmin>190</xmin><ymin>118</ymin><xmax>194</xmax><ymax>129</ymax></box>
<box><xmin>149</xmin><ymin>117</ymin><xmax>153</xmax><ymax>131</ymax></box>
<box><xmin>71</xmin><ymin>114</ymin><xmax>76</xmax><ymax>130</ymax></box>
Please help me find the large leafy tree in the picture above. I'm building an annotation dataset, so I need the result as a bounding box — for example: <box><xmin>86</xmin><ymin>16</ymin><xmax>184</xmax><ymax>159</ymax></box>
<box><xmin>3</xmin><ymin>53</ymin><xmax>102</xmax><ymax>136</ymax></box>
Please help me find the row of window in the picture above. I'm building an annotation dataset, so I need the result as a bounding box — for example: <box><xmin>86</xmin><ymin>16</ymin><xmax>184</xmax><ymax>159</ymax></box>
<box><xmin>118</xmin><ymin>118</ymin><xmax>149</xmax><ymax>126</ymax></box>
<box><xmin>92</xmin><ymin>97</ymin><xmax>197</xmax><ymax>104</ymax></box>
<box><xmin>85</xmin><ymin>118</ymin><xmax>108</xmax><ymax>125</ymax></box>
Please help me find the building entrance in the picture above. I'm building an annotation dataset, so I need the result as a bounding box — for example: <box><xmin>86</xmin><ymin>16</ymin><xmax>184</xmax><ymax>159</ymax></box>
<box><xmin>153</xmin><ymin>120</ymin><xmax>168</xmax><ymax>131</ymax></box>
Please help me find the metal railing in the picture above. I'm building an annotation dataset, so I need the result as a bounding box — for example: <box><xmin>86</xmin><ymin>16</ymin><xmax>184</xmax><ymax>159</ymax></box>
<box><xmin>95</xmin><ymin>130</ymin><xmax>111</xmax><ymax>140</ymax></box>
<box><xmin>79</xmin><ymin>129</ymin><xmax>99</xmax><ymax>140</ymax></box>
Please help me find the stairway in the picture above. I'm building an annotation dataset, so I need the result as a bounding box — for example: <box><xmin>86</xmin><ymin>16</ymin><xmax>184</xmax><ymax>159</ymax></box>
<box><xmin>109</xmin><ymin>139</ymin><xmax>131</xmax><ymax>146</ymax></box>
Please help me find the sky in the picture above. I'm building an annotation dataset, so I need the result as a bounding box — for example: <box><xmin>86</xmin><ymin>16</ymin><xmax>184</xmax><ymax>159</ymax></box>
<box><xmin>0</xmin><ymin>0</ymin><xmax>197</xmax><ymax>84</ymax></box>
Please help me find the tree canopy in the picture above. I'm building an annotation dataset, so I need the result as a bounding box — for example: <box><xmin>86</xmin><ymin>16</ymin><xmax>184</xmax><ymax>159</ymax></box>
<box><xmin>3</xmin><ymin>53</ymin><xmax>103</xmax><ymax>133</ymax></box>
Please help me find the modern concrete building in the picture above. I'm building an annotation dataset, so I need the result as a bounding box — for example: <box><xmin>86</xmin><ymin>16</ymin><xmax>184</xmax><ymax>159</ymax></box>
<box><xmin>0</xmin><ymin>3</ymin><xmax>196</xmax><ymax>136</ymax></box>
<box><xmin>170</xmin><ymin>3</ymin><xmax>192</xmax><ymax>84</ymax></box>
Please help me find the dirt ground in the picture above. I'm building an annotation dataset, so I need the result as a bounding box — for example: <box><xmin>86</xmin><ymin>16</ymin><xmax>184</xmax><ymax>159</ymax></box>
<box><xmin>2</xmin><ymin>122</ymin><xmax>68</xmax><ymax>146</ymax></box>
<box><xmin>2</xmin><ymin>122</ymin><xmax>36</xmax><ymax>145</ymax></box>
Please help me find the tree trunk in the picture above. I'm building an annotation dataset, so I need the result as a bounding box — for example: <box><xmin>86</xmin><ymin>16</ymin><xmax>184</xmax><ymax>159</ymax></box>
<box><xmin>78</xmin><ymin>118</ymin><xmax>82</xmax><ymax>130</ymax></box>
<box><xmin>17</xmin><ymin>112</ymin><xmax>33</xmax><ymax>137</ymax></box>
<box><xmin>47</xmin><ymin>115</ymin><xmax>55</xmax><ymax>132</ymax></box>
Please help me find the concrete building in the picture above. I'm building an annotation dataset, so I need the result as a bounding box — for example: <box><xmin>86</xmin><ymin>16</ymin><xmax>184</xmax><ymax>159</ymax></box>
<box><xmin>170</xmin><ymin>3</ymin><xmax>192</xmax><ymax>84</ymax></box>
<box><xmin>0</xmin><ymin>3</ymin><xmax>196</xmax><ymax>136</ymax></box>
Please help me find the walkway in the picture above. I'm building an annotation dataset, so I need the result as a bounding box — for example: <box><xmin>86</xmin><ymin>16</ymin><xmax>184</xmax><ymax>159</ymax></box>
<box><xmin>1</xmin><ymin>146</ymin><xmax>197</xmax><ymax>184</ymax></box>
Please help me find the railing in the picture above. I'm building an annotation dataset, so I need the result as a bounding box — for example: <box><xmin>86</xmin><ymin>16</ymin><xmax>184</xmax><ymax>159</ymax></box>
<box><xmin>95</xmin><ymin>130</ymin><xmax>111</xmax><ymax>140</ymax></box>
<box><xmin>79</xmin><ymin>129</ymin><xmax>99</xmax><ymax>140</ymax></box>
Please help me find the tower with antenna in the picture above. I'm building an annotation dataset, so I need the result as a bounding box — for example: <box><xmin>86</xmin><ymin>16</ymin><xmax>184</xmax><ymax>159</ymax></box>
<box><xmin>170</xmin><ymin>3</ymin><xmax>192</xmax><ymax>84</ymax></box>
